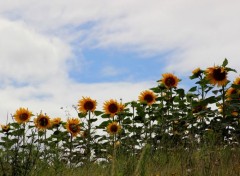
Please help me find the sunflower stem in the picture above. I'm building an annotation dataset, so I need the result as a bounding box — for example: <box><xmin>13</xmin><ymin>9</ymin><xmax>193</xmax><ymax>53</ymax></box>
<box><xmin>111</xmin><ymin>134</ymin><xmax>116</xmax><ymax>176</ymax></box>
<box><xmin>222</xmin><ymin>85</ymin><xmax>226</xmax><ymax>119</ymax></box>
<box><xmin>87</xmin><ymin>110</ymin><xmax>91</xmax><ymax>164</ymax></box>
<box><xmin>69</xmin><ymin>134</ymin><xmax>73</xmax><ymax>168</ymax></box>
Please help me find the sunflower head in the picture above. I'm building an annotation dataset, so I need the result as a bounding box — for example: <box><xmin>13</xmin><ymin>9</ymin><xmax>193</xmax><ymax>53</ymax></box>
<box><xmin>1</xmin><ymin>124</ymin><xmax>10</xmax><ymax>133</ymax></box>
<box><xmin>106</xmin><ymin>121</ymin><xmax>121</xmax><ymax>135</ymax></box>
<box><xmin>66</xmin><ymin>118</ymin><xmax>81</xmax><ymax>137</ymax></box>
<box><xmin>118</xmin><ymin>103</ymin><xmax>125</xmax><ymax>112</ymax></box>
<box><xmin>51</xmin><ymin>117</ymin><xmax>62</xmax><ymax>128</ymax></box>
<box><xmin>34</xmin><ymin>113</ymin><xmax>52</xmax><ymax>131</ymax></box>
<box><xmin>103</xmin><ymin>99</ymin><xmax>120</xmax><ymax>117</ymax></box>
<box><xmin>205</xmin><ymin>66</ymin><xmax>228</xmax><ymax>87</ymax></box>
<box><xmin>192</xmin><ymin>67</ymin><xmax>201</xmax><ymax>75</ymax></box>
<box><xmin>226</xmin><ymin>87</ymin><xmax>239</xmax><ymax>100</ymax></box>
<box><xmin>233</xmin><ymin>77</ymin><xmax>240</xmax><ymax>85</ymax></box>
<box><xmin>138</xmin><ymin>90</ymin><xmax>156</xmax><ymax>106</ymax></box>
<box><xmin>161</xmin><ymin>73</ymin><xmax>179</xmax><ymax>89</ymax></box>
<box><xmin>14</xmin><ymin>107</ymin><xmax>33</xmax><ymax>124</ymax></box>
<box><xmin>78</xmin><ymin>97</ymin><xmax>97</xmax><ymax>114</ymax></box>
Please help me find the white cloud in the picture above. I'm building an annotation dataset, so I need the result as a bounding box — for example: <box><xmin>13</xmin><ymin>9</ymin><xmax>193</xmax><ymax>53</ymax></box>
<box><xmin>0</xmin><ymin>18</ymin><xmax>71</xmax><ymax>85</ymax></box>
<box><xmin>0</xmin><ymin>0</ymin><xmax>240</xmax><ymax>124</ymax></box>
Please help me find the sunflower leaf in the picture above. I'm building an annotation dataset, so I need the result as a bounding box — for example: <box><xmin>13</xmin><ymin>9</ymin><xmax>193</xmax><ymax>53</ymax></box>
<box><xmin>222</xmin><ymin>58</ymin><xmax>228</xmax><ymax>67</ymax></box>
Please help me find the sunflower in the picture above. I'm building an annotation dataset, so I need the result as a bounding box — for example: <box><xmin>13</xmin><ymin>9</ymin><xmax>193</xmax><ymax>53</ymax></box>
<box><xmin>106</xmin><ymin>121</ymin><xmax>121</xmax><ymax>135</ymax></box>
<box><xmin>138</xmin><ymin>90</ymin><xmax>156</xmax><ymax>106</ymax></box>
<box><xmin>65</xmin><ymin>118</ymin><xmax>81</xmax><ymax>137</ymax></box>
<box><xmin>192</xmin><ymin>67</ymin><xmax>202</xmax><ymax>77</ymax></box>
<box><xmin>119</xmin><ymin>102</ymin><xmax>125</xmax><ymax>112</ymax></box>
<box><xmin>34</xmin><ymin>113</ymin><xmax>52</xmax><ymax>131</ymax></box>
<box><xmin>51</xmin><ymin>117</ymin><xmax>61</xmax><ymax>128</ymax></box>
<box><xmin>1</xmin><ymin>124</ymin><xmax>10</xmax><ymax>133</ymax></box>
<box><xmin>78</xmin><ymin>97</ymin><xmax>97</xmax><ymax>114</ymax></box>
<box><xmin>205</xmin><ymin>66</ymin><xmax>228</xmax><ymax>87</ymax></box>
<box><xmin>14</xmin><ymin>107</ymin><xmax>33</xmax><ymax>124</ymax></box>
<box><xmin>233</xmin><ymin>77</ymin><xmax>240</xmax><ymax>85</ymax></box>
<box><xmin>161</xmin><ymin>73</ymin><xmax>179</xmax><ymax>88</ymax></box>
<box><xmin>103</xmin><ymin>99</ymin><xmax>120</xmax><ymax>117</ymax></box>
<box><xmin>226</xmin><ymin>87</ymin><xmax>239</xmax><ymax>100</ymax></box>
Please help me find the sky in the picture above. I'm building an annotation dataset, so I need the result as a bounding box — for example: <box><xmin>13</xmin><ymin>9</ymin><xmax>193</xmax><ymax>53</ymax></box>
<box><xmin>0</xmin><ymin>0</ymin><xmax>240</xmax><ymax>124</ymax></box>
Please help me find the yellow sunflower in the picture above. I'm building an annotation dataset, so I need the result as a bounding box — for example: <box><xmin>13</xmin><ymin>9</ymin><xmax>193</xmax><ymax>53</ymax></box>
<box><xmin>119</xmin><ymin>102</ymin><xmax>125</xmax><ymax>112</ymax></box>
<box><xmin>65</xmin><ymin>118</ymin><xmax>81</xmax><ymax>137</ymax></box>
<box><xmin>34</xmin><ymin>113</ymin><xmax>52</xmax><ymax>131</ymax></box>
<box><xmin>205</xmin><ymin>66</ymin><xmax>228</xmax><ymax>87</ymax></box>
<box><xmin>192</xmin><ymin>67</ymin><xmax>202</xmax><ymax>77</ymax></box>
<box><xmin>14</xmin><ymin>107</ymin><xmax>33</xmax><ymax>124</ymax></box>
<box><xmin>106</xmin><ymin>121</ymin><xmax>121</xmax><ymax>135</ymax></box>
<box><xmin>226</xmin><ymin>87</ymin><xmax>239</xmax><ymax>100</ymax></box>
<box><xmin>51</xmin><ymin>117</ymin><xmax>62</xmax><ymax>128</ymax></box>
<box><xmin>233</xmin><ymin>77</ymin><xmax>240</xmax><ymax>85</ymax></box>
<box><xmin>1</xmin><ymin>124</ymin><xmax>10</xmax><ymax>133</ymax></box>
<box><xmin>138</xmin><ymin>90</ymin><xmax>156</xmax><ymax>106</ymax></box>
<box><xmin>78</xmin><ymin>97</ymin><xmax>97</xmax><ymax>114</ymax></box>
<box><xmin>103</xmin><ymin>99</ymin><xmax>120</xmax><ymax>117</ymax></box>
<box><xmin>161</xmin><ymin>73</ymin><xmax>179</xmax><ymax>89</ymax></box>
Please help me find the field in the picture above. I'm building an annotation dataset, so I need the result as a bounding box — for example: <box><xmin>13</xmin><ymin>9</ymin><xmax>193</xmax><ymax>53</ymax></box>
<box><xmin>0</xmin><ymin>59</ymin><xmax>239</xmax><ymax>176</ymax></box>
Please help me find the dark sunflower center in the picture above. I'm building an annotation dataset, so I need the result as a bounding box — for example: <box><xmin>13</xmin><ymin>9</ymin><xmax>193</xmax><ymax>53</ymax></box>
<box><xmin>144</xmin><ymin>94</ymin><xmax>154</xmax><ymax>103</ymax></box>
<box><xmin>84</xmin><ymin>101</ymin><xmax>94</xmax><ymax>111</ymax></box>
<box><xmin>39</xmin><ymin>117</ymin><xmax>49</xmax><ymax>127</ymax></box>
<box><xmin>19</xmin><ymin>113</ymin><xmax>29</xmax><ymax>121</ymax></box>
<box><xmin>165</xmin><ymin>77</ymin><xmax>175</xmax><ymax>87</ymax></box>
<box><xmin>108</xmin><ymin>104</ymin><xmax>118</xmax><ymax>114</ymax></box>
<box><xmin>110</xmin><ymin>125</ymin><xmax>118</xmax><ymax>133</ymax></box>
<box><xmin>69</xmin><ymin>124</ymin><xmax>78</xmax><ymax>133</ymax></box>
<box><xmin>213</xmin><ymin>68</ymin><xmax>226</xmax><ymax>81</ymax></box>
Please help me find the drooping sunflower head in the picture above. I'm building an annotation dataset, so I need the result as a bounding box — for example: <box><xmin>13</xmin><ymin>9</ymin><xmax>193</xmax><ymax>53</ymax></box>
<box><xmin>1</xmin><ymin>124</ymin><xmax>10</xmax><ymax>133</ymax></box>
<box><xmin>138</xmin><ymin>90</ymin><xmax>156</xmax><ymax>106</ymax></box>
<box><xmin>34</xmin><ymin>113</ymin><xmax>52</xmax><ymax>131</ymax></box>
<box><xmin>14</xmin><ymin>107</ymin><xmax>33</xmax><ymax>124</ymax></box>
<box><xmin>233</xmin><ymin>77</ymin><xmax>240</xmax><ymax>85</ymax></box>
<box><xmin>51</xmin><ymin>117</ymin><xmax>62</xmax><ymax>128</ymax></box>
<box><xmin>103</xmin><ymin>99</ymin><xmax>120</xmax><ymax>117</ymax></box>
<box><xmin>65</xmin><ymin>118</ymin><xmax>81</xmax><ymax>137</ymax></box>
<box><xmin>78</xmin><ymin>97</ymin><xmax>97</xmax><ymax>114</ymax></box>
<box><xmin>205</xmin><ymin>66</ymin><xmax>228</xmax><ymax>87</ymax></box>
<box><xmin>161</xmin><ymin>73</ymin><xmax>179</xmax><ymax>89</ymax></box>
<box><xmin>106</xmin><ymin>121</ymin><xmax>121</xmax><ymax>135</ymax></box>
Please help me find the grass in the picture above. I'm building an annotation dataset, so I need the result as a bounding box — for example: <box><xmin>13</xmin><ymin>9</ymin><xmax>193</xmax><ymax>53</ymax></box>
<box><xmin>1</xmin><ymin>146</ymin><xmax>238</xmax><ymax>176</ymax></box>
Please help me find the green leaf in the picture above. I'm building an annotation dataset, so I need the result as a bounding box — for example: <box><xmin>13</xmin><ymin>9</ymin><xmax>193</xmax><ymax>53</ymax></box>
<box><xmin>78</xmin><ymin>113</ymin><xmax>87</xmax><ymax>118</ymax></box>
<box><xmin>222</xmin><ymin>58</ymin><xmax>228</xmax><ymax>67</ymax></box>
<box><xmin>89</xmin><ymin>118</ymin><xmax>98</xmax><ymax>123</ymax></box>
<box><xmin>188</xmin><ymin>86</ymin><xmax>197</xmax><ymax>92</ymax></box>
<box><xmin>94</xmin><ymin>110</ymin><xmax>103</xmax><ymax>116</ymax></box>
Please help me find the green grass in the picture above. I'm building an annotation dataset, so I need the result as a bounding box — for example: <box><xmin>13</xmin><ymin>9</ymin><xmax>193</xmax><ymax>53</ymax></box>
<box><xmin>1</xmin><ymin>146</ymin><xmax>238</xmax><ymax>176</ymax></box>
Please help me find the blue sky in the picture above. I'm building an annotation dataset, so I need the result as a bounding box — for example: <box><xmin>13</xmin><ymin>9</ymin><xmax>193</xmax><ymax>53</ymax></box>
<box><xmin>0</xmin><ymin>0</ymin><xmax>239</xmax><ymax>123</ymax></box>
<box><xmin>69</xmin><ymin>48</ymin><xmax>170</xmax><ymax>83</ymax></box>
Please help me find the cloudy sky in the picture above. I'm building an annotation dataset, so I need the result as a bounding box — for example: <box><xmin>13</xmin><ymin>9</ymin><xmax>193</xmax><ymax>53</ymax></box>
<box><xmin>0</xmin><ymin>0</ymin><xmax>239</xmax><ymax>123</ymax></box>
